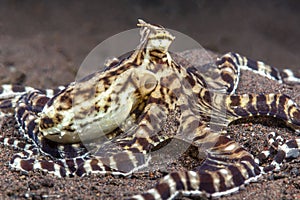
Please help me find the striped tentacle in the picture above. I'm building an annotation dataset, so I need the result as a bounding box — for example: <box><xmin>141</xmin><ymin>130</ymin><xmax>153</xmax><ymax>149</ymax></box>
<box><xmin>220</xmin><ymin>91</ymin><xmax>300</xmax><ymax>178</ymax></box>
<box><xmin>74</xmin><ymin>151</ymin><xmax>150</xmax><ymax>177</ymax></box>
<box><xmin>228</xmin><ymin>52</ymin><xmax>300</xmax><ymax>85</ymax></box>
<box><xmin>116</xmin><ymin>105</ymin><xmax>173</xmax><ymax>152</ymax></box>
<box><xmin>0</xmin><ymin>84</ymin><xmax>65</xmax><ymax>117</ymax></box>
<box><xmin>2</xmin><ymin>127</ymin><xmax>89</xmax><ymax>177</ymax></box>
<box><xmin>211</xmin><ymin>51</ymin><xmax>285</xmax><ymax>95</ymax></box>
<box><xmin>281</xmin><ymin>69</ymin><xmax>300</xmax><ymax>84</ymax></box>
<box><xmin>268</xmin><ymin>138</ymin><xmax>300</xmax><ymax>171</ymax></box>
<box><xmin>256</xmin><ymin>132</ymin><xmax>285</xmax><ymax>165</ymax></box>
<box><xmin>0</xmin><ymin>84</ymin><xmax>65</xmax><ymax>100</ymax></box>
<box><xmin>0</xmin><ymin>84</ymin><xmax>35</xmax><ymax>99</ymax></box>
<box><xmin>0</xmin><ymin>137</ymin><xmax>73</xmax><ymax>177</ymax></box>
<box><xmin>129</xmin><ymin>136</ymin><xmax>261</xmax><ymax>200</ymax></box>
<box><xmin>0</xmin><ymin>136</ymin><xmax>36</xmax><ymax>152</ymax></box>
<box><xmin>10</xmin><ymin>149</ymin><xmax>151</xmax><ymax>178</ymax></box>
<box><xmin>195</xmin><ymin>53</ymin><xmax>241</xmax><ymax>94</ymax></box>
<box><xmin>211</xmin><ymin>52</ymin><xmax>300</xmax><ymax>97</ymax></box>
<box><xmin>0</xmin><ymin>85</ymin><xmax>34</xmax><ymax>117</ymax></box>
<box><xmin>257</xmin><ymin>132</ymin><xmax>300</xmax><ymax>173</ymax></box>
<box><xmin>225</xmin><ymin>92</ymin><xmax>300</xmax><ymax>172</ymax></box>
<box><xmin>227</xmin><ymin>52</ymin><xmax>283</xmax><ymax>83</ymax></box>
<box><xmin>214</xmin><ymin>53</ymin><xmax>241</xmax><ymax>94</ymax></box>
<box><xmin>14</xmin><ymin>90</ymin><xmax>52</xmax><ymax>143</ymax></box>
<box><xmin>225</xmin><ymin>93</ymin><xmax>300</xmax><ymax>130</ymax></box>
<box><xmin>10</xmin><ymin>151</ymin><xmax>77</xmax><ymax>177</ymax></box>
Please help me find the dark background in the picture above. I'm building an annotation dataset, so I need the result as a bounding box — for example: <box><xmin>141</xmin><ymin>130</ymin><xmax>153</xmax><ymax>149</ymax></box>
<box><xmin>0</xmin><ymin>0</ymin><xmax>299</xmax><ymax>86</ymax></box>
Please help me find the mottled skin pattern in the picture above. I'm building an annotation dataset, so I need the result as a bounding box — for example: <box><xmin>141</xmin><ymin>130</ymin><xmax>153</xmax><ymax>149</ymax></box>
<box><xmin>0</xmin><ymin>20</ymin><xmax>300</xmax><ymax>199</ymax></box>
